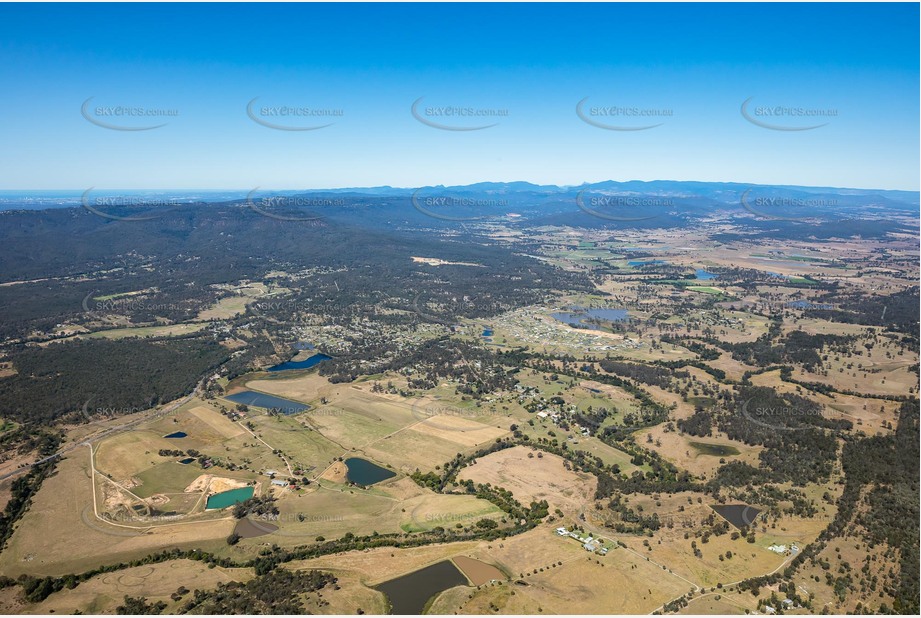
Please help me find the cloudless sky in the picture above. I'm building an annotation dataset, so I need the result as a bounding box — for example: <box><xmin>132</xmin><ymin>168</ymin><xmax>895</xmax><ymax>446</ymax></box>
<box><xmin>0</xmin><ymin>2</ymin><xmax>918</xmax><ymax>190</ymax></box>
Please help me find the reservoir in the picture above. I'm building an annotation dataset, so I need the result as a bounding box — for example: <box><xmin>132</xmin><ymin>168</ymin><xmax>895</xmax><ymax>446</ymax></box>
<box><xmin>628</xmin><ymin>259</ymin><xmax>668</xmax><ymax>267</ymax></box>
<box><xmin>711</xmin><ymin>504</ymin><xmax>761</xmax><ymax>529</ymax></box>
<box><xmin>552</xmin><ymin>308</ymin><xmax>628</xmax><ymax>329</ymax></box>
<box><xmin>234</xmin><ymin>518</ymin><xmax>278</xmax><ymax>538</ymax></box>
<box><xmin>689</xmin><ymin>442</ymin><xmax>740</xmax><ymax>457</ymax></box>
<box><xmin>206</xmin><ymin>486</ymin><xmax>255</xmax><ymax>510</ymax></box>
<box><xmin>344</xmin><ymin>457</ymin><xmax>396</xmax><ymax>485</ymax></box>
<box><xmin>787</xmin><ymin>300</ymin><xmax>833</xmax><ymax>310</ymax></box>
<box><xmin>375</xmin><ymin>560</ymin><xmax>468</xmax><ymax>614</ymax></box>
<box><xmin>225</xmin><ymin>391</ymin><xmax>309</xmax><ymax>415</ymax></box>
<box><xmin>482</xmin><ymin>328</ymin><xmax>493</xmax><ymax>337</ymax></box>
<box><xmin>268</xmin><ymin>352</ymin><xmax>332</xmax><ymax>372</ymax></box>
<box><xmin>695</xmin><ymin>269</ymin><xmax>718</xmax><ymax>280</ymax></box>
<box><xmin>164</xmin><ymin>431</ymin><xmax>187</xmax><ymax>439</ymax></box>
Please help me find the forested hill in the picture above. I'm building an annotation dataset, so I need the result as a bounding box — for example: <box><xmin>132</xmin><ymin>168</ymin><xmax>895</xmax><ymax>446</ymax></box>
<box><xmin>0</xmin><ymin>203</ymin><xmax>593</xmax><ymax>342</ymax></box>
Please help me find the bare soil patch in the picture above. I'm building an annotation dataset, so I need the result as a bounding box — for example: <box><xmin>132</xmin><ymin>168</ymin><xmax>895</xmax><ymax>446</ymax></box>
<box><xmin>457</xmin><ymin>446</ymin><xmax>597</xmax><ymax>515</ymax></box>
<box><xmin>408</xmin><ymin>415</ymin><xmax>508</xmax><ymax>447</ymax></box>
<box><xmin>453</xmin><ymin>556</ymin><xmax>506</xmax><ymax>585</ymax></box>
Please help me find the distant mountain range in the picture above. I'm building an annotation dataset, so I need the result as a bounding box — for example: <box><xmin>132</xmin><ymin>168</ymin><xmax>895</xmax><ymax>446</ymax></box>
<box><xmin>1</xmin><ymin>182</ymin><xmax>916</xmax><ymax>239</ymax></box>
<box><xmin>317</xmin><ymin>179</ymin><xmax>917</xmax><ymax>200</ymax></box>
<box><xmin>1</xmin><ymin>180</ymin><xmax>917</xmax><ymax>209</ymax></box>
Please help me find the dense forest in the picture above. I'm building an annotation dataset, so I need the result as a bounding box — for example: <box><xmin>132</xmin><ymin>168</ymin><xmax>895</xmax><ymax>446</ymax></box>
<box><xmin>833</xmin><ymin>401</ymin><xmax>919</xmax><ymax>613</ymax></box>
<box><xmin>320</xmin><ymin>336</ymin><xmax>518</xmax><ymax>394</ymax></box>
<box><xmin>177</xmin><ymin>569</ymin><xmax>336</xmax><ymax>614</ymax></box>
<box><xmin>0</xmin><ymin>203</ymin><xmax>591</xmax><ymax>431</ymax></box>
<box><xmin>807</xmin><ymin>288</ymin><xmax>920</xmax><ymax>339</ymax></box>
<box><xmin>0</xmin><ymin>337</ymin><xmax>228</xmax><ymax>424</ymax></box>
<box><xmin>678</xmin><ymin>385</ymin><xmax>848</xmax><ymax>485</ymax></box>
<box><xmin>0</xmin><ymin>203</ymin><xmax>592</xmax><ymax>341</ymax></box>
<box><xmin>599</xmin><ymin>358</ymin><xmax>689</xmax><ymax>389</ymax></box>
<box><xmin>709</xmin><ymin>326</ymin><xmax>856</xmax><ymax>372</ymax></box>
<box><xmin>737</xmin><ymin>401</ymin><xmax>921</xmax><ymax>614</ymax></box>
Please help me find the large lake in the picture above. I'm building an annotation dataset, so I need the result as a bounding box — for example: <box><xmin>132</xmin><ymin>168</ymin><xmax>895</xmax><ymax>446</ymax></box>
<box><xmin>375</xmin><ymin>560</ymin><xmax>468</xmax><ymax>614</ymax></box>
<box><xmin>552</xmin><ymin>308</ymin><xmax>629</xmax><ymax>329</ymax></box>
<box><xmin>225</xmin><ymin>391</ymin><xmax>309</xmax><ymax>415</ymax></box>
<box><xmin>267</xmin><ymin>352</ymin><xmax>332</xmax><ymax>372</ymax></box>
<box><xmin>345</xmin><ymin>457</ymin><xmax>396</xmax><ymax>485</ymax></box>
<box><xmin>787</xmin><ymin>300</ymin><xmax>833</xmax><ymax>310</ymax></box>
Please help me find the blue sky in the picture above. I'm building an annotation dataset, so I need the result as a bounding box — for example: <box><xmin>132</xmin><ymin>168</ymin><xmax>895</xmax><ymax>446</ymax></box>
<box><xmin>0</xmin><ymin>2</ymin><xmax>917</xmax><ymax>190</ymax></box>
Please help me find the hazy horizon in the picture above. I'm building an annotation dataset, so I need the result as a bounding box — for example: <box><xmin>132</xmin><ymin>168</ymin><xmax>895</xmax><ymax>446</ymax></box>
<box><xmin>1</xmin><ymin>176</ymin><xmax>919</xmax><ymax>196</ymax></box>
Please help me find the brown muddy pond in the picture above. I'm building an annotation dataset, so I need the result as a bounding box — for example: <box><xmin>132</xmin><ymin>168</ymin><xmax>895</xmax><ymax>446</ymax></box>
<box><xmin>453</xmin><ymin>556</ymin><xmax>506</xmax><ymax>585</ymax></box>
<box><xmin>234</xmin><ymin>517</ymin><xmax>278</xmax><ymax>538</ymax></box>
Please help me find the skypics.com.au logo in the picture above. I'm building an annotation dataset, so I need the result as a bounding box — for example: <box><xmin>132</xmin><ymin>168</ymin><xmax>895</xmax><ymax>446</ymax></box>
<box><xmin>246</xmin><ymin>97</ymin><xmax>343</xmax><ymax>131</ymax></box>
<box><xmin>81</xmin><ymin>188</ymin><xmax>184</xmax><ymax>222</ymax></box>
<box><xmin>411</xmin><ymin>97</ymin><xmax>508</xmax><ymax>131</ymax></box>
<box><xmin>80</xmin><ymin>398</ymin><xmax>148</xmax><ymax>422</ymax></box>
<box><xmin>246</xmin><ymin>188</ymin><xmax>338</xmax><ymax>222</ymax></box>
<box><xmin>576</xmin><ymin>97</ymin><xmax>672</xmax><ymax>131</ymax></box>
<box><xmin>410</xmin><ymin>399</ymin><xmax>510</xmax><ymax>432</ymax></box>
<box><xmin>576</xmin><ymin>190</ymin><xmax>667</xmax><ymax>222</ymax></box>
<box><xmin>81</xmin><ymin>290</ymin><xmax>185</xmax><ymax>315</ymax></box>
<box><xmin>741</xmin><ymin>97</ymin><xmax>837</xmax><ymax>131</ymax></box>
<box><xmin>740</xmin><ymin>398</ymin><xmax>824</xmax><ymax>431</ymax></box>
<box><xmin>739</xmin><ymin>189</ymin><xmax>835</xmax><ymax>222</ymax></box>
<box><xmin>81</xmin><ymin>97</ymin><xmax>178</xmax><ymax>131</ymax></box>
<box><xmin>411</xmin><ymin>190</ymin><xmax>510</xmax><ymax>222</ymax></box>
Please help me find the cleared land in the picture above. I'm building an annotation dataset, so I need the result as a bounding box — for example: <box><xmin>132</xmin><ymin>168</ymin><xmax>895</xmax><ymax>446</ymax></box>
<box><xmin>458</xmin><ymin>446</ymin><xmax>597</xmax><ymax>516</ymax></box>
<box><xmin>636</xmin><ymin>424</ymin><xmax>762</xmax><ymax>479</ymax></box>
<box><xmin>0</xmin><ymin>454</ymin><xmax>234</xmax><ymax>577</ymax></box>
<box><xmin>408</xmin><ymin>415</ymin><xmax>508</xmax><ymax>447</ymax></box>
